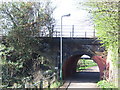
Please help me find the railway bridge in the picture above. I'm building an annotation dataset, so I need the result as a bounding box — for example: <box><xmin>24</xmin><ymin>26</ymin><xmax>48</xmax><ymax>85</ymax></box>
<box><xmin>39</xmin><ymin>37</ymin><xmax>106</xmax><ymax>80</ymax></box>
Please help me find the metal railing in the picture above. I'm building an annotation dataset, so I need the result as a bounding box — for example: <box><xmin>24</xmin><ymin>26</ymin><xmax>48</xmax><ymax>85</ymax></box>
<box><xmin>39</xmin><ymin>25</ymin><xmax>96</xmax><ymax>38</ymax></box>
<box><xmin>24</xmin><ymin>73</ymin><xmax>57</xmax><ymax>88</ymax></box>
<box><xmin>52</xmin><ymin>25</ymin><xmax>96</xmax><ymax>38</ymax></box>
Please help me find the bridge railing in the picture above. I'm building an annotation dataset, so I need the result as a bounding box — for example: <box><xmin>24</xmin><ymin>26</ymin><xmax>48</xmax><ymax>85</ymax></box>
<box><xmin>51</xmin><ymin>25</ymin><xmax>96</xmax><ymax>38</ymax></box>
<box><xmin>52</xmin><ymin>31</ymin><xmax>96</xmax><ymax>38</ymax></box>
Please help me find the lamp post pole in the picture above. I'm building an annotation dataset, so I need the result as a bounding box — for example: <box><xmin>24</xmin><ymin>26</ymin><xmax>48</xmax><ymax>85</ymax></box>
<box><xmin>60</xmin><ymin>14</ymin><xmax>71</xmax><ymax>80</ymax></box>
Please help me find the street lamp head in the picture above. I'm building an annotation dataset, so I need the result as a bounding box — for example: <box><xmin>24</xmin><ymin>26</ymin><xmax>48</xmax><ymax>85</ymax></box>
<box><xmin>66</xmin><ymin>14</ymin><xmax>71</xmax><ymax>16</ymax></box>
<box><xmin>62</xmin><ymin>13</ymin><xmax>71</xmax><ymax>17</ymax></box>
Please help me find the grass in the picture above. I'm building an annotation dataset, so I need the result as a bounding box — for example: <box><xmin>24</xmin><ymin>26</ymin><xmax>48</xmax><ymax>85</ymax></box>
<box><xmin>97</xmin><ymin>80</ymin><xmax>117</xmax><ymax>89</ymax></box>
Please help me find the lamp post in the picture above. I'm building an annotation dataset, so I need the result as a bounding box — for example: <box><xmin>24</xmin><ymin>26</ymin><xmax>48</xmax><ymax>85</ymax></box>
<box><xmin>60</xmin><ymin>14</ymin><xmax>71</xmax><ymax>80</ymax></box>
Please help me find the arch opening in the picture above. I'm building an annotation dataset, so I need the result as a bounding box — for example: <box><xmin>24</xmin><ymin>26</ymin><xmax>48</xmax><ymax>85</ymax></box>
<box><xmin>62</xmin><ymin>53</ymin><xmax>106</xmax><ymax>80</ymax></box>
<box><xmin>76</xmin><ymin>54</ymin><xmax>99</xmax><ymax>73</ymax></box>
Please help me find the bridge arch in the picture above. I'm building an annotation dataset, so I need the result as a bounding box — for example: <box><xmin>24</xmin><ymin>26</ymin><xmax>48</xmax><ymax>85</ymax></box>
<box><xmin>62</xmin><ymin>51</ymin><xmax>106</xmax><ymax>80</ymax></box>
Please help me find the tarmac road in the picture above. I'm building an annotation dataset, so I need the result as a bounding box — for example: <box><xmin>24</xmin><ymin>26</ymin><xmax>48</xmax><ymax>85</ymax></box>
<box><xmin>61</xmin><ymin>66</ymin><xmax>100</xmax><ymax>89</ymax></box>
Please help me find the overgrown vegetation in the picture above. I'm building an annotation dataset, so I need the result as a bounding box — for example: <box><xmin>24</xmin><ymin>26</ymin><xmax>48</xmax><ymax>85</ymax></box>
<box><xmin>83</xmin><ymin>1</ymin><xmax>119</xmax><ymax>64</ymax></box>
<box><xmin>50</xmin><ymin>81</ymin><xmax>63</xmax><ymax>88</ymax></box>
<box><xmin>97</xmin><ymin>80</ymin><xmax>116</xmax><ymax>88</ymax></box>
<box><xmin>81</xmin><ymin>0</ymin><xmax>119</xmax><ymax>88</ymax></box>
<box><xmin>0</xmin><ymin>2</ymin><xmax>56</xmax><ymax>88</ymax></box>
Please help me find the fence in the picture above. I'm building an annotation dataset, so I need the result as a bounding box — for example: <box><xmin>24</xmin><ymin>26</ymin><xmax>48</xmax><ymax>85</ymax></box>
<box><xmin>15</xmin><ymin>73</ymin><xmax>57</xmax><ymax>89</ymax></box>
<box><xmin>24</xmin><ymin>73</ymin><xmax>56</xmax><ymax>89</ymax></box>
<box><xmin>49</xmin><ymin>25</ymin><xmax>96</xmax><ymax>38</ymax></box>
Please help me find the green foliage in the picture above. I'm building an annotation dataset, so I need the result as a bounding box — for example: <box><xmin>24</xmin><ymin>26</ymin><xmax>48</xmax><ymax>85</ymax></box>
<box><xmin>82</xmin><ymin>1</ymin><xmax>119</xmax><ymax>86</ymax></box>
<box><xmin>0</xmin><ymin>2</ymin><xmax>55</xmax><ymax>36</ymax></box>
<box><xmin>86</xmin><ymin>2</ymin><xmax>118</xmax><ymax>49</ymax></box>
<box><xmin>82</xmin><ymin>1</ymin><xmax>119</xmax><ymax>65</ymax></box>
<box><xmin>97</xmin><ymin>80</ymin><xmax>116</xmax><ymax>88</ymax></box>
<box><xmin>0</xmin><ymin>43</ymin><xmax>25</xmax><ymax>87</ymax></box>
<box><xmin>81</xmin><ymin>2</ymin><xmax>119</xmax><ymax>51</ymax></box>
<box><xmin>0</xmin><ymin>1</ymin><xmax>55</xmax><ymax>88</ymax></box>
<box><xmin>50</xmin><ymin>81</ymin><xmax>63</xmax><ymax>88</ymax></box>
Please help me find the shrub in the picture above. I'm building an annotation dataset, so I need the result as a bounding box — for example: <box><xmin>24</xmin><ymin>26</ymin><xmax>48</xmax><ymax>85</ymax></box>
<box><xmin>97</xmin><ymin>80</ymin><xmax>116</xmax><ymax>88</ymax></box>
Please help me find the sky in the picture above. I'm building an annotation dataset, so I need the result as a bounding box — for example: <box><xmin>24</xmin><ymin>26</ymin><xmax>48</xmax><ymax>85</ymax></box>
<box><xmin>52</xmin><ymin>0</ymin><xmax>89</xmax><ymax>25</ymax></box>
<box><xmin>51</xmin><ymin>0</ymin><xmax>95</xmax><ymax>37</ymax></box>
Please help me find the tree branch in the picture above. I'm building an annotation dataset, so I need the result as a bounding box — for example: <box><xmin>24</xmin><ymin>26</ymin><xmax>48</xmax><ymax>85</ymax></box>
<box><xmin>4</xmin><ymin>9</ymin><xmax>17</xmax><ymax>27</ymax></box>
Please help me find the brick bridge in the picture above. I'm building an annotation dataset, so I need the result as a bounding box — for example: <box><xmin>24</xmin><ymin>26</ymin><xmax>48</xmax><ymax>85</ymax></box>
<box><xmin>40</xmin><ymin>37</ymin><xmax>107</xmax><ymax>80</ymax></box>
